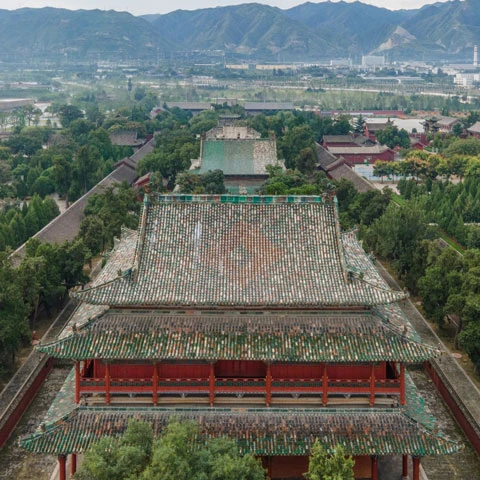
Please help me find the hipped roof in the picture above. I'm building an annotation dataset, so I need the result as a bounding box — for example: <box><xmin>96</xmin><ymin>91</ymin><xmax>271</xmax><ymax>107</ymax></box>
<box><xmin>72</xmin><ymin>195</ymin><xmax>407</xmax><ymax>308</ymax></box>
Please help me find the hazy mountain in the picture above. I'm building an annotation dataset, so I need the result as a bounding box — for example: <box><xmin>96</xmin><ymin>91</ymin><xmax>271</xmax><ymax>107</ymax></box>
<box><xmin>283</xmin><ymin>1</ymin><xmax>412</xmax><ymax>55</ymax></box>
<box><xmin>402</xmin><ymin>0</ymin><xmax>480</xmax><ymax>58</ymax></box>
<box><xmin>1</xmin><ymin>1</ymin><xmax>479</xmax><ymax>63</ymax></box>
<box><xmin>0</xmin><ymin>8</ymin><xmax>171</xmax><ymax>61</ymax></box>
<box><xmin>143</xmin><ymin>3</ymin><xmax>338</xmax><ymax>59</ymax></box>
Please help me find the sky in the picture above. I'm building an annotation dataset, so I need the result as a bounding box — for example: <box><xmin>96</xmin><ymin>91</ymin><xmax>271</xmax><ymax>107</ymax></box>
<box><xmin>2</xmin><ymin>0</ymin><xmax>453</xmax><ymax>17</ymax></box>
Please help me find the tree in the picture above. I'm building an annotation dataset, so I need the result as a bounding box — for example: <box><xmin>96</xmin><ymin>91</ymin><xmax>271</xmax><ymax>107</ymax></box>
<box><xmin>79</xmin><ymin>215</ymin><xmax>106</xmax><ymax>257</ymax></box>
<box><xmin>76</xmin><ymin>419</ymin><xmax>266</xmax><ymax>480</ymax></box>
<box><xmin>445</xmin><ymin>137</ymin><xmax>480</xmax><ymax>157</ymax></box>
<box><xmin>418</xmin><ymin>248</ymin><xmax>463</xmax><ymax>326</ymax></box>
<box><xmin>76</xmin><ymin>419</ymin><xmax>153</xmax><ymax>480</ymax></box>
<box><xmin>295</xmin><ymin>147</ymin><xmax>317</xmax><ymax>175</ymax></box>
<box><xmin>0</xmin><ymin>252</ymin><xmax>29</xmax><ymax>374</ymax></box>
<box><xmin>278</xmin><ymin>124</ymin><xmax>315</xmax><ymax>169</ymax></box>
<box><xmin>304</xmin><ymin>441</ymin><xmax>355</xmax><ymax>480</ymax></box>
<box><xmin>353</xmin><ymin>115</ymin><xmax>365</xmax><ymax>135</ymax></box>
<box><xmin>82</xmin><ymin>182</ymin><xmax>140</xmax><ymax>249</ymax></box>
<box><xmin>58</xmin><ymin>104</ymin><xmax>84</xmax><ymax>128</ymax></box>
<box><xmin>362</xmin><ymin>201</ymin><xmax>426</xmax><ymax>278</ymax></box>
<box><xmin>376</xmin><ymin>125</ymin><xmax>410</xmax><ymax>149</ymax></box>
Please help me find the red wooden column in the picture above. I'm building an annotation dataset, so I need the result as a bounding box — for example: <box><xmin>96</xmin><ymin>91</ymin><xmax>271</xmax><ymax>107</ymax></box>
<box><xmin>371</xmin><ymin>455</ymin><xmax>378</xmax><ymax>480</ymax></box>
<box><xmin>412</xmin><ymin>457</ymin><xmax>421</xmax><ymax>480</ymax></box>
<box><xmin>369</xmin><ymin>364</ymin><xmax>376</xmax><ymax>407</ymax></box>
<box><xmin>266</xmin><ymin>363</ymin><xmax>272</xmax><ymax>407</ymax></box>
<box><xmin>152</xmin><ymin>362</ymin><xmax>158</xmax><ymax>406</ymax></box>
<box><xmin>400</xmin><ymin>363</ymin><xmax>406</xmax><ymax>406</ymax></box>
<box><xmin>209</xmin><ymin>362</ymin><xmax>215</xmax><ymax>406</ymax></box>
<box><xmin>322</xmin><ymin>364</ymin><xmax>328</xmax><ymax>406</ymax></box>
<box><xmin>402</xmin><ymin>454</ymin><xmax>408</xmax><ymax>478</ymax></box>
<box><xmin>58</xmin><ymin>455</ymin><xmax>66</xmax><ymax>480</ymax></box>
<box><xmin>105</xmin><ymin>362</ymin><xmax>111</xmax><ymax>405</ymax></box>
<box><xmin>71</xmin><ymin>453</ymin><xmax>77</xmax><ymax>476</ymax></box>
<box><xmin>75</xmin><ymin>361</ymin><xmax>80</xmax><ymax>404</ymax></box>
<box><xmin>266</xmin><ymin>456</ymin><xmax>273</xmax><ymax>478</ymax></box>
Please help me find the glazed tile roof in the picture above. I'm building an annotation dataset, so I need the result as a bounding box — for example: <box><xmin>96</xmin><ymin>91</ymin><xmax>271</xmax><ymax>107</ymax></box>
<box><xmin>196</xmin><ymin>138</ymin><xmax>278</xmax><ymax>176</ymax></box>
<box><xmin>19</xmin><ymin>406</ymin><xmax>460</xmax><ymax>457</ymax></box>
<box><xmin>72</xmin><ymin>195</ymin><xmax>407</xmax><ymax>308</ymax></box>
<box><xmin>327</xmin><ymin>145</ymin><xmax>392</xmax><ymax>155</ymax></box>
<box><xmin>37</xmin><ymin>310</ymin><xmax>437</xmax><ymax>363</ymax></box>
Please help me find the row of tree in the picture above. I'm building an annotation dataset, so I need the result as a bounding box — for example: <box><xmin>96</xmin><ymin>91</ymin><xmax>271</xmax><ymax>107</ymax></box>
<box><xmin>0</xmin><ymin>183</ymin><xmax>140</xmax><ymax>379</ymax></box>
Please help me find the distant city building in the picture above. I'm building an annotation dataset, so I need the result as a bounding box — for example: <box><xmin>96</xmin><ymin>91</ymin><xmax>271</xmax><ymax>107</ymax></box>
<box><xmin>0</xmin><ymin>98</ymin><xmax>34</xmax><ymax>111</ymax></box>
<box><xmin>454</xmin><ymin>73</ymin><xmax>480</xmax><ymax>87</ymax></box>
<box><xmin>244</xmin><ymin>102</ymin><xmax>294</xmax><ymax>115</ymax></box>
<box><xmin>330</xmin><ymin>58</ymin><xmax>353</xmax><ymax>67</ymax></box>
<box><xmin>361</xmin><ymin>55</ymin><xmax>385</xmax><ymax>68</ymax></box>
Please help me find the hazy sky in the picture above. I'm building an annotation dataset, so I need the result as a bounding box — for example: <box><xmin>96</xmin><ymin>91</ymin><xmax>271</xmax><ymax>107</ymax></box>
<box><xmin>2</xmin><ymin>0</ymin><xmax>453</xmax><ymax>17</ymax></box>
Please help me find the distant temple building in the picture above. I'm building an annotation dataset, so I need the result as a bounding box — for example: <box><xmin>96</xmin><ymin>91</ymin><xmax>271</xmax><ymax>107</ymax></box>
<box><xmin>322</xmin><ymin>134</ymin><xmax>395</xmax><ymax>165</ymax></box>
<box><xmin>190</xmin><ymin>116</ymin><xmax>283</xmax><ymax>193</ymax></box>
<box><xmin>20</xmin><ymin>193</ymin><xmax>459</xmax><ymax>480</ymax></box>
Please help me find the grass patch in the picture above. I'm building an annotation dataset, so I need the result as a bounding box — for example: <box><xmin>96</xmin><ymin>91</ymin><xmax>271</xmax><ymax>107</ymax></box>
<box><xmin>437</xmin><ymin>229</ymin><xmax>466</xmax><ymax>255</ymax></box>
<box><xmin>391</xmin><ymin>193</ymin><xmax>406</xmax><ymax>206</ymax></box>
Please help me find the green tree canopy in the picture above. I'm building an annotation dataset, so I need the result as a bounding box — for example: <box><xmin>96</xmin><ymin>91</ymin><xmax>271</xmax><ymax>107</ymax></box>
<box><xmin>76</xmin><ymin>419</ymin><xmax>266</xmax><ymax>480</ymax></box>
<box><xmin>304</xmin><ymin>440</ymin><xmax>355</xmax><ymax>480</ymax></box>
<box><xmin>376</xmin><ymin>125</ymin><xmax>410</xmax><ymax>149</ymax></box>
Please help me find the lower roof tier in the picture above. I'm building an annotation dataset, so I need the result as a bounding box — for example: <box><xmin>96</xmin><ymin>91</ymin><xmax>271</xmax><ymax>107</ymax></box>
<box><xmin>37</xmin><ymin>310</ymin><xmax>438</xmax><ymax>363</ymax></box>
<box><xmin>19</xmin><ymin>406</ymin><xmax>461</xmax><ymax>457</ymax></box>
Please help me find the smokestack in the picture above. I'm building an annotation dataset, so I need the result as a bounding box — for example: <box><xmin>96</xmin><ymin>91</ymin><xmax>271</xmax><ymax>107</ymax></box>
<box><xmin>474</xmin><ymin>45</ymin><xmax>478</xmax><ymax>67</ymax></box>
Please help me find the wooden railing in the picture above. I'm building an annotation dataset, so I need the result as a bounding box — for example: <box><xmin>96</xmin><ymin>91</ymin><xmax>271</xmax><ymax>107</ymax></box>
<box><xmin>79</xmin><ymin>376</ymin><xmax>401</xmax><ymax>399</ymax></box>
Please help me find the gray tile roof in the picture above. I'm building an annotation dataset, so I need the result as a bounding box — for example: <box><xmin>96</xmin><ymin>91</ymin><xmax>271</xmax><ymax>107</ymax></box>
<box><xmin>328</xmin><ymin>145</ymin><xmax>392</xmax><ymax>155</ymax></box>
<box><xmin>467</xmin><ymin>121</ymin><xmax>480</xmax><ymax>134</ymax></box>
<box><xmin>315</xmin><ymin>144</ymin><xmax>373</xmax><ymax>193</ymax></box>
<box><xmin>37</xmin><ymin>309</ymin><xmax>438</xmax><ymax>363</ymax></box>
<box><xmin>72</xmin><ymin>195</ymin><xmax>406</xmax><ymax>308</ymax></box>
<box><xmin>19</xmin><ymin>406</ymin><xmax>461</xmax><ymax>456</ymax></box>
<box><xmin>244</xmin><ymin>102</ymin><xmax>294</xmax><ymax>111</ymax></box>
<box><xmin>12</xmin><ymin>165</ymin><xmax>138</xmax><ymax>264</ymax></box>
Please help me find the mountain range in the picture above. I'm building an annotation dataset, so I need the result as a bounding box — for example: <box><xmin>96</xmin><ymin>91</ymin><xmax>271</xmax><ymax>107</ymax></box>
<box><xmin>0</xmin><ymin>0</ymin><xmax>479</xmax><ymax>63</ymax></box>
